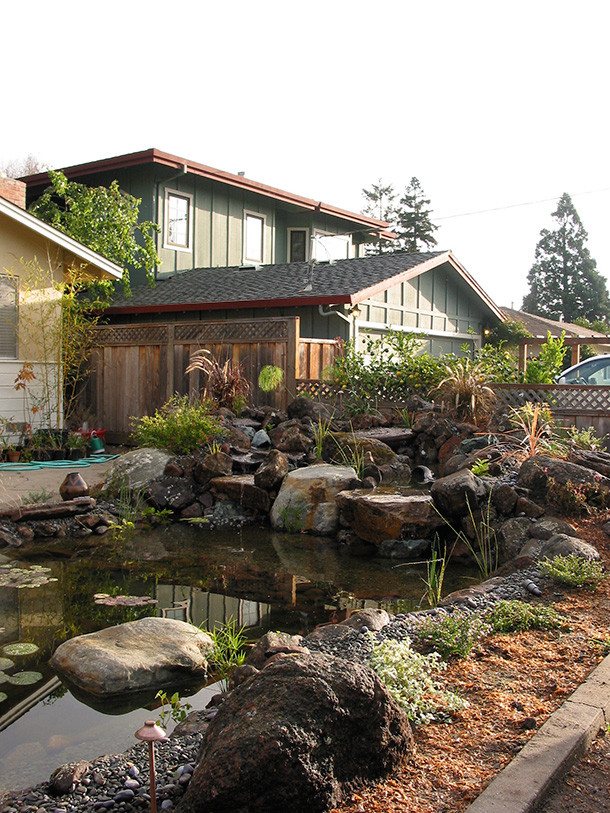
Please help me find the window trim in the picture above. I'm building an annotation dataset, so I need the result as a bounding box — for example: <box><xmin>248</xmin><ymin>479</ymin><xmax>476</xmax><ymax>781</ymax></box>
<box><xmin>287</xmin><ymin>227</ymin><xmax>310</xmax><ymax>262</ymax></box>
<box><xmin>243</xmin><ymin>210</ymin><xmax>266</xmax><ymax>265</ymax></box>
<box><xmin>0</xmin><ymin>274</ymin><xmax>18</xmax><ymax>359</ymax></box>
<box><xmin>163</xmin><ymin>189</ymin><xmax>193</xmax><ymax>253</ymax></box>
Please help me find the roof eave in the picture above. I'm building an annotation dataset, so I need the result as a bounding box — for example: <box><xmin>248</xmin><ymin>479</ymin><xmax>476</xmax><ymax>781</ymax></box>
<box><xmin>106</xmin><ymin>293</ymin><xmax>352</xmax><ymax>316</ymax></box>
<box><xmin>0</xmin><ymin>197</ymin><xmax>123</xmax><ymax>279</ymax></box>
<box><xmin>22</xmin><ymin>148</ymin><xmax>391</xmax><ymax>233</ymax></box>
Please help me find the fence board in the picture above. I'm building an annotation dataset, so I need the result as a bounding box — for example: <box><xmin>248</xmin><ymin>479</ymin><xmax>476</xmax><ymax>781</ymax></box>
<box><xmin>84</xmin><ymin>318</ymin><xmax>338</xmax><ymax>442</ymax></box>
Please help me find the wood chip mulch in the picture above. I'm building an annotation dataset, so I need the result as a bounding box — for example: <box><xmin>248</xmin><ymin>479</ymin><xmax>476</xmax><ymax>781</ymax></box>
<box><xmin>330</xmin><ymin>513</ymin><xmax>610</xmax><ymax>813</ymax></box>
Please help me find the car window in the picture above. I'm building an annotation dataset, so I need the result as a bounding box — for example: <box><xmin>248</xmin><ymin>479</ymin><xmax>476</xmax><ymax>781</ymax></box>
<box><xmin>563</xmin><ymin>358</ymin><xmax>610</xmax><ymax>384</ymax></box>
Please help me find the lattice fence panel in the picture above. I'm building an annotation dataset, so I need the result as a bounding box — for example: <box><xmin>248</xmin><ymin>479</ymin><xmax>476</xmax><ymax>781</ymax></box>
<box><xmin>174</xmin><ymin>320</ymin><xmax>290</xmax><ymax>343</ymax></box>
<box><xmin>94</xmin><ymin>324</ymin><xmax>169</xmax><ymax>345</ymax></box>
<box><xmin>296</xmin><ymin>380</ymin><xmax>338</xmax><ymax>400</ymax></box>
<box><xmin>493</xmin><ymin>385</ymin><xmax>610</xmax><ymax>413</ymax></box>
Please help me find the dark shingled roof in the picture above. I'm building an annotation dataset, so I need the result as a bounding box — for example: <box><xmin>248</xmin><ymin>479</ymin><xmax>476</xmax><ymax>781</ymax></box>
<box><xmin>501</xmin><ymin>307</ymin><xmax>609</xmax><ymax>339</ymax></box>
<box><xmin>109</xmin><ymin>250</ymin><xmax>503</xmax><ymax>318</ymax></box>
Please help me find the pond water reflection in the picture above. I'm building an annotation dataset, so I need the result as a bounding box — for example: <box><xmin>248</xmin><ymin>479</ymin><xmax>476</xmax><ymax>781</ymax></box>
<box><xmin>0</xmin><ymin>523</ymin><xmax>476</xmax><ymax>791</ymax></box>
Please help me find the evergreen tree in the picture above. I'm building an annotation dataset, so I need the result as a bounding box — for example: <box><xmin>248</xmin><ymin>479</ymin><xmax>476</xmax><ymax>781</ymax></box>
<box><xmin>361</xmin><ymin>179</ymin><xmax>397</xmax><ymax>254</ymax></box>
<box><xmin>395</xmin><ymin>177</ymin><xmax>438</xmax><ymax>252</ymax></box>
<box><xmin>522</xmin><ymin>193</ymin><xmax>610</xmax><ymax>323</ymax></box>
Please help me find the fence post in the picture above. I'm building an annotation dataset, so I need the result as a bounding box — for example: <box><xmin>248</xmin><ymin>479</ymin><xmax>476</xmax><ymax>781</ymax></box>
<box><xmin>285</xmin><ymin>317</ymin><xmax>299</xmax><ymax>410</ymax></box>
<box><xmin>167</xmin><ymin>324</ymin><xmax>175</xmax><ymax>399</ymax></box>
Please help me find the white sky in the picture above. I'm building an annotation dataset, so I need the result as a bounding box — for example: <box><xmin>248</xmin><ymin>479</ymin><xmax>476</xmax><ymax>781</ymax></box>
<box><xmin>3</xmin><ymin>0</ymin><xmax>609</xmax><ymax>310</ymax></box>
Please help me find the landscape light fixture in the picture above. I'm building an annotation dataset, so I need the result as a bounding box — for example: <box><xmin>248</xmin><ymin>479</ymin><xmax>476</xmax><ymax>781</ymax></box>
<box><xmin>135</xmin><ymin>719</ymin><xmax>166</xmax><ymax>813</ymax></box>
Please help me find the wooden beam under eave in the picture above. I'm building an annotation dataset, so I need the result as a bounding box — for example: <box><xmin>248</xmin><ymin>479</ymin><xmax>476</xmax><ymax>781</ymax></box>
<box><xmin>519</xmin><ymin>342</ymin><xmax>527</xmax><ymax>374</ymax></box>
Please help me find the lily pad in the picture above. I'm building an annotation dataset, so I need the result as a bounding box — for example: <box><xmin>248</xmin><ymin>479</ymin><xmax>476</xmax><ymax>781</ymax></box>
<box><xmin>3</xmin><ymin>642</ymin><xmax>39</xmax><ymax>656</ymax></box>
<box><xmin>0</xmin><ymin>672</ymin><xmax>8</xmax><ymax>684</ymax></box>
<box><xmin>7</xmin><ymin>671</ymin><xmax>43</xmax><ymax>685</ymax></box>
<box><xmin>0</xmin><ymin>693</ymin><xmax>6</xmax><ymax>703</ymax></box>
<box><xmin>0</xmin><ymin>563</ymin><xmax>58</xmax><ymax>589</ymax></box>
<box><xmin>0</xmin><ymin>658</ymin><xmax>15</xmax><ymax>671</ymax></box>
<box><xmin>94</xmin><ymin>593</ymin><xmax>158</xmax><ymax>607</ymax></box>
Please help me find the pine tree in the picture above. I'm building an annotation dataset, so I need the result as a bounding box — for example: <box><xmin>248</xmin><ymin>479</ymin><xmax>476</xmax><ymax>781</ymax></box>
<box><xmin>522</xmin><ymin>193</ymin><xmax>610</xmax><ymax>323</ymax></box>
<box><xmin>395</xmin><ymin>177</ymin><xmax>438</xmax><ymax>252</ymax></box>
<box><xmin>361</xmin><ymin>180</ymin><xmax>397</xmax><ymax>254</ymax></box>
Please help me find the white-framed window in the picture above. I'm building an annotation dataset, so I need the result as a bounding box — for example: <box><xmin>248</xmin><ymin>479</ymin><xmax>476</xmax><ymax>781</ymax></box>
<box><xmin>243</xmin><ymin>211</ymin><xmax>266</xmax><ymax>264</ymax></box>
<box><xmin>312</xmin><ymin>230</ymin><xmax>351</xmax><ymax>261</ymax></box>
<box><xmin>0</xmin><ymin>275</ymin><xmax>17</xmax><ymax>358</ymax></box>
<box><xmin>164</xmin><ymin>189</ymin><xmax>193</xmax><ymax>251</ymax></box>
<box><xmin>287</xmin><ymin>228</ymin><xmax>309</xmax><ymax>262</ymax></box>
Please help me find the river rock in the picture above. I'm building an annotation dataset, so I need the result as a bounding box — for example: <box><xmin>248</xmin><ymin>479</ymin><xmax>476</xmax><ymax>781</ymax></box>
<box><xmin>104</xmin><ymin>448</ymin><xmax>172</xmax><ymax>491</ymax></box>
<box><xmin>322</xmin><ymin>432</ymin><xmax>396</xmax><ymax>466</ymax></box>
<box><xmin>148</xmin><ymin>477</ymin><xmax>196</xmax><ymax>511</ymax></box>
<box><xmin>335</xmin><ymin>490</ymin><xmax>443</xmax><ymax>545</ymax></box>
<box><xmin>270</xmin><ymin>464</ymin><xmax>358</xmax><ymax>535</ymax></box>
<box><xmin>50</xmin><ymin>617</ymin><xmax>213</xmax><ymax>696</ymax></box>
<box><xmin>179</xmin><ymin>652</ymin><xmax>412</xmax><ymax>813</ymax></box>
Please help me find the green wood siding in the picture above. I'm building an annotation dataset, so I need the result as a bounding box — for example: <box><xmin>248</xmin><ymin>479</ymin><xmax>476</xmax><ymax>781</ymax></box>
<box><xmin>355</xmin><ymin>262</ymin><xmax>492</xmax><ymax>354</ymax></box>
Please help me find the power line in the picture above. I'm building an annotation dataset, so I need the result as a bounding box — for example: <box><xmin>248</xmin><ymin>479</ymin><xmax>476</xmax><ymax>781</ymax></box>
<box><xmin>436</xmin><ymin>186</ymin><xmax>610</xmax><ymax>222</ymax></box>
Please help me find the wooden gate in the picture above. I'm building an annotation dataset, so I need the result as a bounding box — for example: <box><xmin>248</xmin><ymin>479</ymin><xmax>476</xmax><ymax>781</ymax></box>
<box><xmin>84</xmin><ymin>318</ymin><xmax>338</xmax><ymax>443</ymax></box>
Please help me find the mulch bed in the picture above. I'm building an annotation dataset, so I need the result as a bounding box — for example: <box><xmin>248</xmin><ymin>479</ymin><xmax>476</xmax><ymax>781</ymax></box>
<box><xmin>331</xmin><ymin>513</ymin><xmax>610</xmax><ymax>813</ymax></box>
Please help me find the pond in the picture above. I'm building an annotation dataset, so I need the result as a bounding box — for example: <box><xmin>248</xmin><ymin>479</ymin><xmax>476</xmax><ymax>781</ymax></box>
<box><xmin>0</xmin><ymin>522</ymin><xmax>477</xmax><ymax>792</ymax></box>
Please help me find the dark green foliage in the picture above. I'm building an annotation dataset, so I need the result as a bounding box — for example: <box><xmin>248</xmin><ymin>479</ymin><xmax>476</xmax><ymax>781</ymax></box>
<box><xmin>394</xmin><ymin>177</ymin><xmax>438</xmax><ymax>252</ymax></box>
<box><xmin>522</xmin><ymin>194</ymin><xmax>610</xmax><ymax>323</ymax></box>
<box><xmin>489</xmin><ymin>600</ymin><xmax>566</xmax><ymax>633</ymax></box>
<box><xmin>486</xmin><ymin>317</ymin><xmax>532</xmax><ymax>347</ymax></box>
<box><xmin>29</xmin><ymin>170</ymin><xmax>160</xmax><ymax>289</ymax></box>
<box><xmin>361</xmin><ymin>179</ymin><xmax>397</xmax><ymax>254</ymax></box>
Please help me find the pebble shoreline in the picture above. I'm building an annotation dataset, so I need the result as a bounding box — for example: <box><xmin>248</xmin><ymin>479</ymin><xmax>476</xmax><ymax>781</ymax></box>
<box><xmin>1</xmin><ymin>565</ymin><xmax>546</xmax><ymax>812</ymax></box>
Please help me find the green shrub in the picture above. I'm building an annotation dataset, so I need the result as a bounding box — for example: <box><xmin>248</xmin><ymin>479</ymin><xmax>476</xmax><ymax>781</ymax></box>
<box><xmin>488</xmin><ymin>600</ymin><xmax>566</xmax><ymax>633</ymax></box>
<box><xmin>540</xmin><ymin>554</ymin><xmax>605</xmax><ymax>589</ymax></box>
<box><xmin>369</xmin><ymin>636</ymin><xmax>468</xmax><ymax>724</ymax></box>
<box><xmin>130</xmin><ymin>395</ymin><xmax>223</xmax><ymax>455</ymax></box>
<box><xmin>409</xmin><ymin>609</ymin><xmax>490</xmax><ymax>659</ymax></box>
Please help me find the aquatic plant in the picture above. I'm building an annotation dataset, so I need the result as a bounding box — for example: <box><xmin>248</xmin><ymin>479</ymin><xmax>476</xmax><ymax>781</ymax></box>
<box><xmin>208</xmin><ymin>618</ymin><xmax>248</xmax><ymax>690</ymax></box>
<box><xmin>0</xmin><ymin>564</ymin><xmax>57</xmax><ymax>589</ymax></box>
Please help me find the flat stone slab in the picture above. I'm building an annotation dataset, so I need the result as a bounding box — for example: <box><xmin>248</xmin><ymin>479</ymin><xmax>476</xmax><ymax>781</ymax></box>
<box><xmin>465</xmin><ymin>654</ymin><xmax>610</xmax><ymax>813</ymax></box>
<box><xmin>335</xmin><ymin>489</ymin><xmax>443</xmax><ymax>545</ymax></box>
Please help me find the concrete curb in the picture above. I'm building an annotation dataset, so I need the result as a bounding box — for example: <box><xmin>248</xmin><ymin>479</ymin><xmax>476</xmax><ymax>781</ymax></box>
<box><xmin>465</xmin><ymin>653</ymin><xmax>610</xmax><ymax>813</ymax></box>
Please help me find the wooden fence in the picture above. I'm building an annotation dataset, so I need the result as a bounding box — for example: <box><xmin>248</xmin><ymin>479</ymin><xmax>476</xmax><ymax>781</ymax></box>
<box><xmin>493</xmin><ymin>383</ymin><xmax>610</xmax><ymax>440</ymax></box>
<box><xmin>84</xmin><ymin>317</ymin><xmax>338</xmax><ymax>443</ymax></box>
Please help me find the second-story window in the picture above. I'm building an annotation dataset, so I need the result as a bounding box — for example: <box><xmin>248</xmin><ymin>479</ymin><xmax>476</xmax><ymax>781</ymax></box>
<box><xmin>244</xmin><ymin>212</ymin><xmax>265</xmax><ymax>264</ymax></box>
<box><xmin>288</xmin><ymin>229</ymin><xmax>308</xmax><ymax>262</ymax></box>
<box><xmin>164</xmin><ymin>190</ymin><xmax>192</xmax><ymax>251</ymax></box>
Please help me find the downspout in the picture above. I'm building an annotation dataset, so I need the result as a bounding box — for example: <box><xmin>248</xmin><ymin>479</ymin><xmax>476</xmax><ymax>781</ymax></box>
<box><xmin>318</xmin><ymin>304</ymin><xmax>359</xmax><ymax>344</ymax></box>
<box><xmin>153</xmin><ymin>163</ymin><xmax>188</xmax><ymax>279</ymax></box>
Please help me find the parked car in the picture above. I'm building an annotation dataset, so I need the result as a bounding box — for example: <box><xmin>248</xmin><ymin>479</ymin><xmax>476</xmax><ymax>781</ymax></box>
<box><xmin>557</xmin><ymin>355</ymin><xmax>610</xmax><ymax>385</ymax></box>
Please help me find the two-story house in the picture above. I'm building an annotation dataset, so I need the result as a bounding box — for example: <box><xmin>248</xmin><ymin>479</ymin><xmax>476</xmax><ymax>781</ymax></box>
<box><xmin>24</xmin><ymin>149</ymin><xmax>394</xmax><ymax>284</ymax></box>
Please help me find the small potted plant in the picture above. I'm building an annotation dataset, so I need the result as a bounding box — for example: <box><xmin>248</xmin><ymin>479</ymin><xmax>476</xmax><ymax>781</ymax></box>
<box><xmin>0</xmin><ymin>418</ymin><xmax>20</xmax><ymax>462</ymax></box>
<box><xmin>66</xmin><ymin>431</ymin><xmax>88</xmax><ymax>460</ymax></box>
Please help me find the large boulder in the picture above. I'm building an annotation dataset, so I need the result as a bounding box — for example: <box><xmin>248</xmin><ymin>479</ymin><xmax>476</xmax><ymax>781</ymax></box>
<box><xmin>50</xmin><ymin>617</ymin><xmax>213</xmax><ymax>696</ymax></box>
<box><xmin>430</xmin><ymin>469</ymin><xmax>486</xmax><ymax>518</ymax></box>
<box><xmin>517</xmin><ymin>455</ymin><xmax>610</xmax><ymax>497</ymax></box>
<box><xmin>269</xmin><ymin>419</ymin><xmax>314</xmax><ymax>453</ymax></box>
<box><xmin>210</xmin><ymin>474</ymin><xmax>271</xmax><ymax>513</ymax></box>
<box><xmin>178</xmin><ymin>652</ymin><xmax>412</xmax><ymax>813</ymax></box>
<box><xmin>254</xmin><ymin>448</ymin><xmax>290</xmax><ymax>491</ymax></box>
<box><xmin>538</xmin><ymin>533</ymin><xmax>600</xmax><ymax>561</ymax></box>
<box><xmin>192</xmin><ymin>451</ymin><xmax>233</xmax><ymax>486</ymax></box>
<box><xmin>104</xmin><ymin>448</ymin><xmax>172</xmax><ymax>491</ymax></box>
<box><xmin>335</xmin><ymin>490</ymin><xmax>443</xmax><ymax>545</ymax></box>
<box><xmin>322</xmin><ymin>432</ymin><xmax>397</xmax><ymax>466</ymax></box>
<box><xmin>270</xmin><ymin>464</ymin><xmax>358</xmax><ymax>535</ymax></box>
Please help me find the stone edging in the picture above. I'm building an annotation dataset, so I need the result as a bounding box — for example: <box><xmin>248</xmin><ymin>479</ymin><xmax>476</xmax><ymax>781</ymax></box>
<box><xmin>465</xmin><ymin>653</ymin><xmax>610</xmax><ymax>812</ymax></box>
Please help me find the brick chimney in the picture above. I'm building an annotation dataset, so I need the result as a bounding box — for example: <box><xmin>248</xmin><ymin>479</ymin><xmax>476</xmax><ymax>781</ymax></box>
<box><xmin>0</xmin><ymin>175</ymin><xmax>26</xmax><ymax>209</ymax></box>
